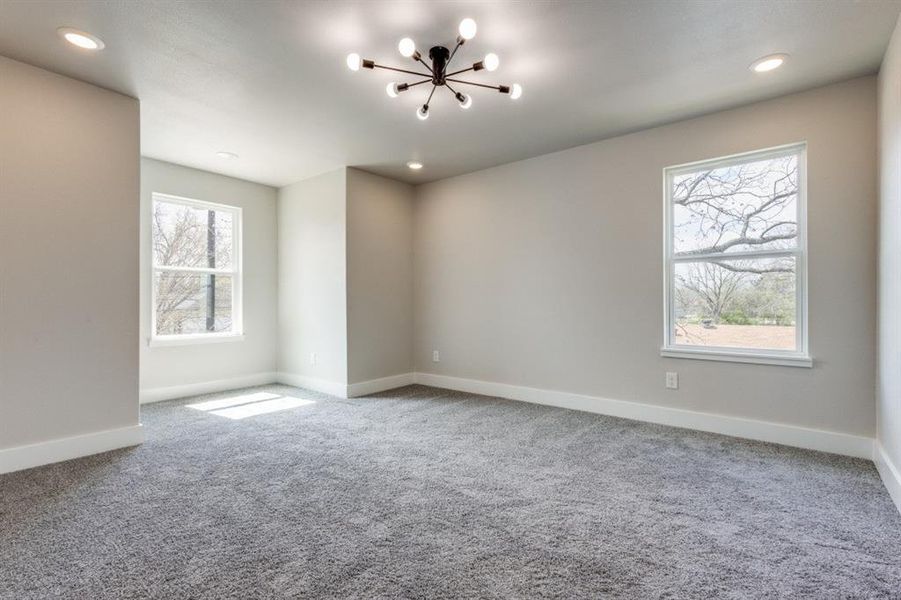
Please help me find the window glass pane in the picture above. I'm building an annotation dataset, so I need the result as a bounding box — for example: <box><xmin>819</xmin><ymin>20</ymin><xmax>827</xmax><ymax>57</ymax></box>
<box><xmin>672</xmin><ymin>153</ymin><xmax>798</xmax><ymax>256</ymax></box>
<box><xmin>152</xmin><ymin>200</ymin><xmax>234</xmax><ymax>269</ymax></box>
<box><xmin>673</xmin><ymin>257</ymin><xmax>796</xmax><ymax>351</ymax></box>
<box><xmin>155</xmin><ymin>272</ymin><xmax>233</xmax><ymax>335</ymax></box>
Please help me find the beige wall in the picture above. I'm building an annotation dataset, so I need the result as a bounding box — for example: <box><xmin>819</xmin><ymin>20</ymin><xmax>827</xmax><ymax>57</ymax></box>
<box><xmin>277</xmin><ymin>168</ymin><xmax>348</xmax><ymax>385</ymax></box>
<box><xmin>0</xmin><ymin>57</ymin><xmax>140</xmax><ymax>448</ymax></box>
<box><xmin>139</xmin><ymin>158</ymin><xmax>278</xmax><ymax>394</ymax></box>
<box><xmin>346</xmin><ymin>168</ymin><xmax>415</xmax><ymax>384</ymax></box>
<box><xmin>414</xmin><ymin>76</ymin><xmax>877</xmax><ymax>436</ymax></box>
<box><xmin>878</xmin><ymin>18</ymin><xmax>901</xmax><ymax>474</ymax></box>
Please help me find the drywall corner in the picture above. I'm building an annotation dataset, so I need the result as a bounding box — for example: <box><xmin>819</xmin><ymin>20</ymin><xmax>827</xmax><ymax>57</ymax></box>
<box><xmin>346</xmin><ymin>168</ymin><xmax>415</xmax><ymax>384</ymax></box>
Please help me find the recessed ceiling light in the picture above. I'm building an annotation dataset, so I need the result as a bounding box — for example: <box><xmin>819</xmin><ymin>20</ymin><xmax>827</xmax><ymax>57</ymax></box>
<box><xmin>217</xmin><ymin>151</ymin><xmax>239</xmax><ymax>159</ymax></box>
<box><xmin>407</xmin><ymin>161</ymin><xmax>423</xmax><ymax>170</ymax></box>
<box><xmin>750</xmin><ymin>53</ymin><xmax>788</xmax><ymax>73</ymax></box>
<box><xmin>57</xmin><ymin>27</ymin><xmax>105</xmax><ymax>50</ymax></box>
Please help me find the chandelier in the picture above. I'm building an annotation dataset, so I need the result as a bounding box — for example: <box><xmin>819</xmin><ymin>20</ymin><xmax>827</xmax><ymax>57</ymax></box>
<box><xmin>346</xmin><ymin>18</ymin><xmax>522</xmax><ymax>120</ymax></box>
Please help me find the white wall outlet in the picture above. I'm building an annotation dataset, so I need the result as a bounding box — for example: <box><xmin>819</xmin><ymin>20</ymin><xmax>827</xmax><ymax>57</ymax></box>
<box><xmin>666</xmin><ymin>371</ymin><xmax>678</xmax><ymax>390</ymax></box>
<box><xmin>310</xmin><ymin>352</ymin><xmax>317</xmax><ymax>366</ymax></box>
<box><xmin>432</xmin><ymin>350</ymin><xmax>440</xmax><ymax>363</ymax></box>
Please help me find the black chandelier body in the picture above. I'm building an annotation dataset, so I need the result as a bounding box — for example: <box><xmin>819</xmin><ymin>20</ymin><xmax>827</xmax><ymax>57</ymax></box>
<box><xmin>346</xmin><ymin>18</ymin><xmax>522</xmax><ymax>120</ymax></box>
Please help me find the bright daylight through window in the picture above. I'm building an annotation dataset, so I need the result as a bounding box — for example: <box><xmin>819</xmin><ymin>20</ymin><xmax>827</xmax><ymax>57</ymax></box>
<box><xmin>151</xmin><ymin>193</ymin><xmax>242</xmax><ymax>343</ymax></box>
<box><xmin>662</xmin><ymin>144</ymin><xmax>809</xmax><ymax>366</ymax></box>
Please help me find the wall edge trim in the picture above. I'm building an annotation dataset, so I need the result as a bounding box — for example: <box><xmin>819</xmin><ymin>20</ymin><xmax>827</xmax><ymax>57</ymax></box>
<box><xmin>276</xmin><ymin>372</ymin><xmax>348</xmax><ymax>399</ymax></box>
<box><xmin>347</xmin><ymin>373</ymin><xmax>416</xmax><ymax>397</ymax></box>
<box><xmin>140</xmin><ymin>372</ymin><xmax>279</xmax><ymax>404</ymax></box>
<box><xmin>413</xmin><ymin>372</ymin><xmax>874</xmax><ymax>459</ymax></box>
<box><xmin>875</xmin><ymin>442</ymin><xmax>901</xmax><ymax>516</ymax></box>
<box><xmin>0</xmin><ymin>424</ymin><xmax>144</xmax><ymax>475</ymax></box>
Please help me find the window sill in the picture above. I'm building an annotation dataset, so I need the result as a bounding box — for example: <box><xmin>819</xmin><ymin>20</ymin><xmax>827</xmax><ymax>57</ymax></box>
<box><xmin>660</xmin><ymin>347</ymin><xmax>812</xmax><ymax>368</ymax></box>
<box><xmin>149</xmin><ymin>333</ymin><xmax>245</xmax><ymax>348</ymax></box>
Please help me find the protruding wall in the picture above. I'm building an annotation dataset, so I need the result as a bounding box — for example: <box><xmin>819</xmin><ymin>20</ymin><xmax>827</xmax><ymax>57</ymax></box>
<box><xmin>877</xmin><ymin>15</ymin><xmax>901</xmax><ymax>511</ymax></box>
<box><xmin>0</xmin><ymin>57</ymin><xmax>141</xmax><ymax>469</ymax></box>
<box><xmin>277</xmin><ymin>169</ymin><xmax>349</xmax><ymax>392</ymax></box>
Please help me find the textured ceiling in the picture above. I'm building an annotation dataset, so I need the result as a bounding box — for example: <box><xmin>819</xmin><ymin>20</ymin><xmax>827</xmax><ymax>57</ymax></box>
<box><xmin>0</xmin><ymin>0</ymin><xmax>898</xmax><ymax>186</ymax></box>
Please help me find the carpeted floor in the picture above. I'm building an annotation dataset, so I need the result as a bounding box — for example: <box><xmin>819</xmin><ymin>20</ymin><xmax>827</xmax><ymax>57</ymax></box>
<box><xmin>1</xmin><ymin>384</ymin><xmax>900</xmax><ymax>599</ymax></box>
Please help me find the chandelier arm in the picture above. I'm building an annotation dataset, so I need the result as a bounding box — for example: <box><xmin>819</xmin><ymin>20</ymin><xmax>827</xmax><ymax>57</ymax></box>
<box><xmin>406</xmin><ymin>78</ymin><xmax>433</xmax><ymax>88</ymax></box>
<box><xmin>444</xmin><ymin>66</ymin><xmax>474</xmax><ymax>78</ymax></box>
<box><xmin>444</xmin><ymin>81</ymin><xmax>461</xmax><ymax>96</ymax></box>
<box><xmin>373</xmin><ymin>64</ymin><xmax>432</xmax><ymax>78</ymax></box>
<box><xmin>445</xmin><ymin>41</ymin><xmax>463</xmax><ymax>74</ymax></box>
<box><xmin>415</xmin><ymin>56</ymin><xmax>434</xmax><ymax>75</ymax></box>
<box><xmin>446</xmin><ymin>78</ymin><xmax>505</xmax><ymax>91</ymax></box>
<box><xmin>425</xmin><ymin>84</ymin><xmax>437</xmax><ymax>106</ymax></box>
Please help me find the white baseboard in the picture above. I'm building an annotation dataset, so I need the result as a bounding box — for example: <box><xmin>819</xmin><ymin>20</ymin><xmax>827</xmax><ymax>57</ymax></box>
<box><xmin>347</xmin><ymin>373</ymin><xmax>416</xmax><ymax>398</ymax></box>
<box><xmin>276</xmin><ymin>372</ymin><xmax>348</xmax><ymax>398</ymax></box>
<box><xmin>0</xmin><ymin>424</ymin><xmax>144</xmax><ymax>475</ymax></box>
<box><xmin>414</xmin><ymin>373</ymin><xmax>874</xmax><ymax>459</ymax></box>
<box><xmin>140</xmin><ymin>372</ymin><xmax>278</xmax><ymax>404</ymax></box>
<box><xmin>6</xmin><ymin>373</ymin><xmax>891</xmax><ymax>508</ymax></box>
<box><xmin>874</xmin><ymin>442</ymin><xmax>901</xmax><ymax>515</ymax></box>
<box><xmin>137</xmin><ymin>370</ymin><xmax>875</xmax><ymax>461</ymax></box>
<box><xmin>141</xmin><ymin>371</ymin><xmax>416</xmax><ymax>404</ymax></box>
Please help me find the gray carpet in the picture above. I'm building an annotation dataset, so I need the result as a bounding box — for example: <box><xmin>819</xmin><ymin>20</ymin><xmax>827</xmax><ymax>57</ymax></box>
<box><xmin>1</xmin><ymin>384</ymin><xmax>900</xmax><ymax>599</ymax></box>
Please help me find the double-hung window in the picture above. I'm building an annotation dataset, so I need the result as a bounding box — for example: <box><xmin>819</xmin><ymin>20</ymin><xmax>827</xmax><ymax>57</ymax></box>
<box><xmin>151</xmin><ymin>193</ymin><xmax>242</xmax><ymax>345</ymax></box>
<box><xmin>662</xmin><ymin>143</ymin><xmax>810</xmax><ymax>367</ymax></box>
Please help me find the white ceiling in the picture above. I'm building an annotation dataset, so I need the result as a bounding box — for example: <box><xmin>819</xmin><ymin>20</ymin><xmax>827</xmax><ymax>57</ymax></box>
<box><xmin>1</xmin><ymin>1</ymin><xmax>899</xmax><ymax>186</ymax></box>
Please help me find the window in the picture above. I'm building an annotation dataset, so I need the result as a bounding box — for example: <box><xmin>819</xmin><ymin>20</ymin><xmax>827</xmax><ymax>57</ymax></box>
<box><xmin>151</xmin><ymin>193</ymin><xmax>242</xmax><ymax>345</ymax></box>
<box><xmin>662</xmin><ymin>144</ymin><xmax>809</xmax><ymax>367</ymax></box>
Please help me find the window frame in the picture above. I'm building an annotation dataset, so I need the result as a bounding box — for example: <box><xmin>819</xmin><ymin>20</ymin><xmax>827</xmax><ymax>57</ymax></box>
<box><xmin>661</xmin><ymin>142</ymin><xmax>811</xmax><ymax>368</ymax></box>
<box><xmin>150</xmin><ymin>192</ymin><xmax>244</xmax><ymax>347</ymax></box>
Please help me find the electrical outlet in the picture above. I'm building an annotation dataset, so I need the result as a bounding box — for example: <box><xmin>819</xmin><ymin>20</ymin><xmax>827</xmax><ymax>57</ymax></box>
<box><xmin>310</xmin><ymin>352</ymin><xmax>317</xmax><ymax>366</ymax></box>
<box><xmin>665</xmin><ymin>371</ymin><xmax>678</xmax><ymax>390</ymax></box>
<box><xmin>432</xmin><ymin>350</ymin><xmax>440</xmax><ymax>363</ymax></box>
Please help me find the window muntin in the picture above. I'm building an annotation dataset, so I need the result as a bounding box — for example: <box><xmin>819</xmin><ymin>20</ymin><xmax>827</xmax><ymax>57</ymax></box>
<box><xmin>664</xmin><ymin>144</ymin><xmax>807</xmax><ymax>363</ymax></box>
<box><xmin>151</xmin><ymin>193</ymin><xmax>242</xmax><ymax>341</ymax></box>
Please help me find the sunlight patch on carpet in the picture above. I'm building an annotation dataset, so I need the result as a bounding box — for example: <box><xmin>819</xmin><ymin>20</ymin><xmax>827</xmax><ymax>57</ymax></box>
<box><xmin>187</xmin><ymin>392</ymin><xmax>315</xmax><ymax>419</ymax></box>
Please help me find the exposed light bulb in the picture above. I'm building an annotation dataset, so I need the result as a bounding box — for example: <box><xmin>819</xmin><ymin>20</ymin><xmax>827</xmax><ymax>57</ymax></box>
<box><xmin>398</xmin><ymin>37</ymin><xmax>416</xmax><ymax>58</ymax></box>
<box><xmin>407</xmin><ymin>161</ymin><xmax>423</xmax><ymax>170</ymax></box>
<box><xmin>416</xmin><ymin>105</ymin><xmax>429</xmax><ymax>121</ymax></box>
<box><xmin>386</xmin><ymin>82</ymin><xmax>400</xmax><ymax>98</ymax></box>
<box><xmin>346</xmin><ymin>53</ymin><xmax>361</xmax><ymax>71</ymax></box>
<box><xmin>510</xmin><ymin>83</ymin><xmax>523</xmax><ymax>100</ymax></box>
<box><xmin>458</xmin><ymin>18</ymin><xmax>477</xmax><ymax>40</ymax></box>
<box><xmin>483</xmin><ymin>53</ymin><xmax>499</xmax><ymax>72</ymax></box>
<box><xmin>458</xmin><ymin>93</ymin><xmax>472</xmax><ymax>109</ymax></box>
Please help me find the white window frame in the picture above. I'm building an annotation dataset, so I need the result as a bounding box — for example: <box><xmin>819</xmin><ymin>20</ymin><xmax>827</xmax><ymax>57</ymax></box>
<box><xmin>150</xmin><ymin>192</ymin><xmax>244</xmax><ymax>347</ymax></box>
<box><xmin>661</xmin><ymin>142</ymin><xmax>811</xmax><ymax>367</ymax></box>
